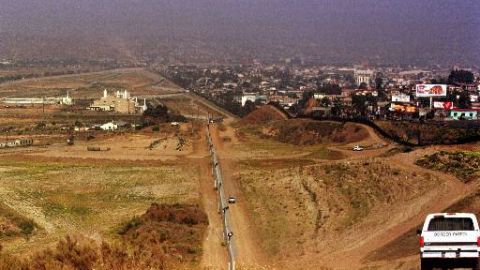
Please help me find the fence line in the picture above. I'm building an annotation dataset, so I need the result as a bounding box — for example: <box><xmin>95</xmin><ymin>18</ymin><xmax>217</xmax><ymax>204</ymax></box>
<box><xmin>206</xmin><ymin>126</ymin><xmax>236</xmax><ymax>270</ymax></box>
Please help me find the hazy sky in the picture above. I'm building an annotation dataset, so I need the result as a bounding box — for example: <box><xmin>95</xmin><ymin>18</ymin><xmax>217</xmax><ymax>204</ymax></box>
<box><xmin>0</xmin><ymin>0</ymin><xmax>478</xmax><ymax>65</ymax></box>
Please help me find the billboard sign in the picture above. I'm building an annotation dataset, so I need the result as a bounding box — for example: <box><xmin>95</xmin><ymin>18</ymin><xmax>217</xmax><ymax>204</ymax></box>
<box><xmin>390</xmin><ymin>103</ymin><xmax>417</xmax><ymax>113</ymax></box>
<box><xmin>416</xmin><ymin>84</ymin><xmax>447</xmax><ymax>97</ymax></box>
<box><xmin>433</xmin><ymin>101</ymin><xmax>453</xmax><ymax>110</ymax></box>
<box><xmin>391</xmin><ymin>93</ymin><xmax>411</xmax><ymax>103</ymax></box>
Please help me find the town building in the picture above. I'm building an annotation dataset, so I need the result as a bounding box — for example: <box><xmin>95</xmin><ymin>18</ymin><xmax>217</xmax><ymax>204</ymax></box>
<box><xmin>354</xmin><ymin>69</ymin><xmax>374</xmax><ymax>87</ymax></box>
<box><xmin>89</xmin><ymin>89</ymin><xmax>147</xmax><ymax>114</ymax></box>
<box><xmin>449</xmin><ymin>109</ymin><xmax>478</xmax><ymax>120</ymax></box>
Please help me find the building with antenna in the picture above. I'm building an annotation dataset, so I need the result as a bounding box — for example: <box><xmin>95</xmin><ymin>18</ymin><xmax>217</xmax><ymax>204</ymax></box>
<box><xmin>89</xmin><ymin>89</ymin><xmax>147</xmax><ymax>114</ymax></box>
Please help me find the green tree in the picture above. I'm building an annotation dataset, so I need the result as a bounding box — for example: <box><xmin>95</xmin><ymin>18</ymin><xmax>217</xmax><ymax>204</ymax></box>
<box><xmin>457</xmin><ymin>91</ymin><xmax>472</xmax><ymax>109</ymax></box>
<box><xmin>352</xmin><ymin>94</ymin><xmax>377</xmax><ymax>116</ymax></box>
<box><xmin>319</xmin><ymin>83</ymin><xmax>341</xmax><ymax>95</ymax></box>
<box><xmin>242</xmin><ymin>100</ymin><xmax>256</xmax><ymax>116</ymax></box>
<box><xmin>321</xmin><ymin>97</ymin><xmax>331</xmax><ymax>107</ymax></box>
<box><xmin>375</xmin><ymin>77</ymin><xmax>383</xmax><ymax>90</ymax></box>
<box><xmin>448</xmin><ymin>69</ymin><xmax>474</xmax><ymax>84</ymax></box>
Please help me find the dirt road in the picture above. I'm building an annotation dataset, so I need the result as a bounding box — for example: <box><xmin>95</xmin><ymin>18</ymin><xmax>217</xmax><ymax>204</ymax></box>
<box><xmin>209</xmin><ymin>121</ymin><xmax>268</xmax><ymax>268</ymax></box>
<box><xmin>195</xmin><ymin>129</ymin><xmax>229</xmax><ymax>270</ymax></box>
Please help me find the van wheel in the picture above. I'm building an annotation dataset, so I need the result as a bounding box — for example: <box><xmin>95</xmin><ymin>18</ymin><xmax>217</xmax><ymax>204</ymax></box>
<box><xmin>420</xmin><ymin>258</ymin><xmax>432</xmax><ymax>270</ymax></box>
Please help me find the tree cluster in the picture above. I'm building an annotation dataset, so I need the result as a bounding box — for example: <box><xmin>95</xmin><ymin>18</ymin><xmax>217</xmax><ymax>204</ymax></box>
<box><xmin>448</xmin><ymin>69</ymin><xmax>475</xmax><ymax>85</ymax></box>
<box><xmin>142</xmin><ymin>104</ymin><xmax>186</xmax><ymax>126</ymax></box>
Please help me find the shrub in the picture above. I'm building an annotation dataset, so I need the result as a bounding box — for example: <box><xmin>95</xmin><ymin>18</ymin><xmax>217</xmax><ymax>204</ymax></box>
<box><xmin>118</xmin><ymin>216</ymin><xmax>143</xmax><ymax>235</ymax></box>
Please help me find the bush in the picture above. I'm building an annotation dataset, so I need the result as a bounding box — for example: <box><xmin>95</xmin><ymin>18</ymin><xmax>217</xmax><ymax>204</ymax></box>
<box><xmin>118</xmin><ymin>216</ymin><xmax>143</xmax><ymax>235</ymax></box>
<box><xmin>19</xmin><ymin>220</ymin><xmax>35</xmax><ymax>238</ymax></box>
<box><xmin>0</xmin><ymin>203</ymin><xmax>209</xmax><ymax>270</ymax></box>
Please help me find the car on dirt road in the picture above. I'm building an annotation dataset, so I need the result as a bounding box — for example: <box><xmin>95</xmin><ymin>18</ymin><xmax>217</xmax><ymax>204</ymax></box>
<box><xmin>228</xmin><ymin>196</ymin><xmax>236</xmax><ymax>204</ymax></box>
<box><xmin>352</xmin><ymin>145</ymin><xmax>364</xmax><ymax>151</ymax></box>
<box><xmin>418</xmin><ymin>213</ymin><xmax>480</xmax><ymax>270</ymax></box>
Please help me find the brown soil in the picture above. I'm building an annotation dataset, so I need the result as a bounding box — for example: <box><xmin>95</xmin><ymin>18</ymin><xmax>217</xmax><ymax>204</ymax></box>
<box><xmin>239</xmin><ymin>105</ymin><xmax>287</xmax><ymax>125</ymax></box>
<box><xmin>263</xmin><ymin>119</ymin><xmax>369</xmax><ymax>145</ymax></box>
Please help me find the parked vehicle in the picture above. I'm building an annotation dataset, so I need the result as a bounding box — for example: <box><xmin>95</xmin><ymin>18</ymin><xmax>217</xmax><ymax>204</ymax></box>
<box><xmin>352</xmin><ymin>145</ymin><xmax>364</xmax><ymax>151</ymax></box>
<box><xmin>228</xmin><ymin>196</ymin><xmax>236</xmax><ymax>204</ymax></box>
<box><xmin>418</xmin><ymin>213</ymin><xmax>480</xmax><ymax>270</ymax></box>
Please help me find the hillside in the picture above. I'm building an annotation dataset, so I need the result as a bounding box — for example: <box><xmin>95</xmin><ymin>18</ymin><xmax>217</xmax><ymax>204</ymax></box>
<box><xmin>210</xmin><ymin>116</ymin><xmax>480</xmax><ymax>269</ymax></box>
<box><xmin>239</xmin><ymin>105</ymin><xmax>288</xmax><ymax>125</ymax></box>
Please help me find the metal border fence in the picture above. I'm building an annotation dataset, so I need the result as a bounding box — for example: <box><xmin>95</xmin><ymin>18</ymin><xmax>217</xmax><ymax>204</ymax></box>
<box><xmin>206</xmin><ymin>126</ymin><xmax>236</xmax><ymax>270</ymax></box>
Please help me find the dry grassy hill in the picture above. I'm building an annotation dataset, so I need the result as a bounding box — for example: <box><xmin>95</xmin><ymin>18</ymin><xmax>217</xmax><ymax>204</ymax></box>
<box><xmin>214</xmin><ymin>112</ymin><xmax>480</xmax><ymax>270</ymax></box>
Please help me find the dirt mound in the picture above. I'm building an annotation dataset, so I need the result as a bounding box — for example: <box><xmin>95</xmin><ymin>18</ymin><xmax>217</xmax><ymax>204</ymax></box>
<box><xmin>240</xmin><ymin>105</ymin><xmax>287</xmax><ymax>125</ymax></box>
<box><xmin>238</xmin><ymin>158</ymin><xmax>442</xmax><ymax>267</ymax></box>
<box><xmin>263</xmin><ymin>119</ymin><xmax>369</xmax><ymax>145</ymax></box>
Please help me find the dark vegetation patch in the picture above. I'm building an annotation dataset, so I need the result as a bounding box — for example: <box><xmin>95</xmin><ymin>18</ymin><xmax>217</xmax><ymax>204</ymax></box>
<box><xmin>376</xmin><ymin>121</ymin><xmax>480</xmax><ymax>145</ymax></box>
<box><xmin>0</xmin><ymin>203</ymin><xmax>37</xmax><ymax>240</ymax></box>
<box><xmin>0</xmin><ymin>203</ymin><xmax>208</xmax><ymax>270</ymax></box>
<box><xmin>142</xmin><ymin>104</ymin><xmax>187</xmax><ymax>127</ymax></box>
<box><xmin>379</xmin><ymin>146</ymin><xmax>414</xmax><ymax>157</ymax></box>
<box><xmin>416</xmin><ymin>151</ymin><xmax>480</xmax><ymax>182</ymax></box>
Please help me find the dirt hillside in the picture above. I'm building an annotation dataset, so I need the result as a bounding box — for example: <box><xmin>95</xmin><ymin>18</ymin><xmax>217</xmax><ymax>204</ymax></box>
<box><xmin>262</xmin><ymin>119</ymin><xmax>369</xmax><ymax>145</ymax></box>
<box><xmin>240</xmin><ymin>105</ymin><xmax>288</xmax><ymax>125</ymax></box>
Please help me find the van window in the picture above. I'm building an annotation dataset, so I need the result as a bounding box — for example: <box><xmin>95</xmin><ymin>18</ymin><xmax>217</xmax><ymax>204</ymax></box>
<box><xmin>428</xmin><ymin>217</ymin><xmax>475</xmax><ymax>231</ymax></box>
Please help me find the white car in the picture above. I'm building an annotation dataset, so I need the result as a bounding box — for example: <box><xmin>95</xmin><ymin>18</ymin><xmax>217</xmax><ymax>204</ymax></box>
<box><xmin>352</xmin><ymin>145</ymin><xmax>364</xmax><ymax>151</ymax></box>
<box><xmin>418</xmin><ymin>213</ymin><xmax>480</xmax><ymax>270</ymax></box>
<box><xmin>228</xmin><ymin>196</ymin><xmax>236</xmax><ymax>204</ymax></box>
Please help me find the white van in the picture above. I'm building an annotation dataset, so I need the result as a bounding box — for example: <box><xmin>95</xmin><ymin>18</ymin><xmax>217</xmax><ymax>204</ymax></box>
<box><xmin>419</xmin><ymin>213</ymin><xmax>480</xmax><ymax>270</ymax></box>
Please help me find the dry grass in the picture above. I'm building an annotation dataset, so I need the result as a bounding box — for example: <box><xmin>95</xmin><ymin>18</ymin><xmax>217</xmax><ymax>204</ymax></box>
<box><xmin>0</xmin><ymin>203</ymin><xmax>37</xmax><ymax>240</ymax></box>
<box><xmin>237</xmin><ymin>158</ymin><xmax>440</xmax><ymax>260</ymax></box>
<box><xmin>0</xmin><ymin>156</ymin><xmax>201</xmax><ymax>255</ymax></box>
<box><xmin>231</xmin><ymin>127</ymin><xmax>343</xmax><ymax>161</ymax></box>
<box><xmin>0</xmin><ymin>203</ymin><xmax>208</xmax><ymax>270</ymax></box>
